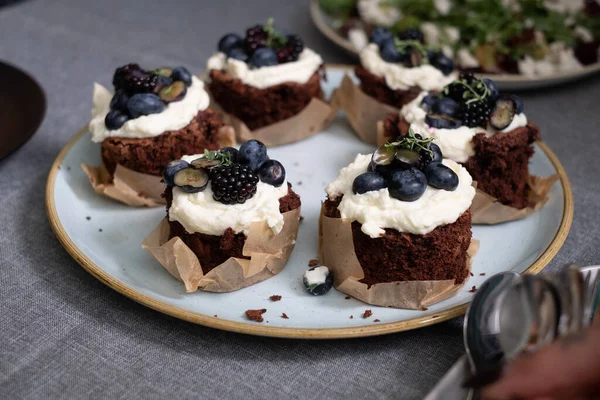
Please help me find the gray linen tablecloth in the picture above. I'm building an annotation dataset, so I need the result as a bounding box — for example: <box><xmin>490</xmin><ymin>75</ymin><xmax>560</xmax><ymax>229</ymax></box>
<box><xmin>0</xmin><ymin>1</ymin><xmax>598</xmax><ymax>398</ymax></box>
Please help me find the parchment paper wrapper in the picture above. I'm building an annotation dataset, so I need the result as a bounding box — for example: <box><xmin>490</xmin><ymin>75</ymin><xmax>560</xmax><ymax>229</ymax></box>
<box><xmin>319</xmin><ymin>207</ymin><xmax>480</xmax><ymax>309</ymax></box>
<box><xmin>142</xmin><ymin>208</ymin><xmax>301</xmax><ymax>293</ymax></box>
<box><xmin>471</xmin><ymin>175</ymin><xmax>559</xmax><ymax>224</ymax></box>
<box><xmin>82</xmin><ymin>163</ymin><xmax>165</xmax><ymax>207</ymax></box>
<box><xmin>331</xmin><ymin>73</ymin><xmax>399</xmax><ymax>145</ymax></box>
<box><xmin>209</xmin><ymin>95</ymin><xmax>337</xmax><ymax>147</ymax></box>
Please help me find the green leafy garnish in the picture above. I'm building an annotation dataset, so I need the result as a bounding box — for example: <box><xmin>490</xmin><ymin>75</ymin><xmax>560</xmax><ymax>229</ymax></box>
<box><xmin>203</xmin><ymin>149</ymin><xmax>233</xmax><ymax>167</ymax></box>
<box><xmin>319</xmin><ymin>0</ymin><xmax>356</xmax><ymax>19</ymax></box>
<box><xmin>385</xmin><ymin>128</ymin><xmax>434</xmax><ymax>156</ymax></box>
<box><xmin>394</xmin><ymin>38</ymin><xmax>430</xmax><ymax>64</ymax></box>
<box><xmin>264</xmin><ymin>17</ymin><xmax>288</xmax><ymax>48</ymax></box>
<box><xmin>443</xmin><ymin>75</ymin><xmax>491</xmax><ymax>104</ymax></box>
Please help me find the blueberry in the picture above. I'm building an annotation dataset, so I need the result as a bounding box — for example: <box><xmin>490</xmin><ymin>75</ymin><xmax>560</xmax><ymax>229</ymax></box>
<box><xmin>510</xmin><ymin>94</ymin><xmax>524</xmax><ymax>114</ymax></box>
<box><xmin>220</xmin><ymin>147</ymin><xmax>239</xmax><ymax>163</ymax></box>
<box><xmin>430</xmin><ymin>143</ymin><xmax>443</xmax><ymax>163</ymax></box>
<box><xmin>127</xmin><ymin>93</ymin><xmax>165</xmax><ymax>118</ymax></box>
<box><xmin>218</xmin><ymin>33</ymin><xmax>243</xmax><ymax>54</ymax></box>
<box><xmin>303</xmin><ymin>266</ymin><xmax>334</xmax><ymax>296</ymax></box>
<box><xmin>258</xmin><ymin>159</ymin><xmax>286</xmax><ymax>187</ymax></box>
<box><xmin>432</xmin><ymin>97</ymin><xmax>459</xmax><ymax>117</ymax></box>
<box><xmin>420</xmin><ymin>93</ymin><xmax>439</xmax><ymax>112</ymax></box>
<box><xmin>171</xmin><ymin>66</ymin><xmax>192</xmax><ymax>87</ymax></box>
<box><xmin>397</xmin><ymin>28</ymin><xmax>424</xmax><ymax>43</ymax></box>
<box><xmin>352</xmin><ymin>172</ymin><xmax>386</xmax><ymax>194</ymax></box>
<box><xmin>425</xmin><ymin>162</ymin><xmax>459</xmax><ymax>191</ymax></box>
<box><xmin>238</xmin><ymin>139</ymin><xmax>268</xmax><ymax>171</ymax></box>
<box><xmin>418</xmin><ymin>142</ymin><xmax>443</xmax><ymax>170</ymax></box>
<box><xmin>388</xmin><ymin>167</ymin><xmax>427</xmax><ymax>202</ymax></box>
<box><xmin>482</xmin><ymin>78</ymin><xmax>499</xmax><ymax>100</ymax></box>
<box><xmin>380</xmin><ymin>38</ymin><xmax>405</xmax><ymax>63</ymax></box>
<box><xmin>425</xmin><ymin>114</ymin><xmax>462</xmax><ymax>129</ymax></box>
<box><xmin>173</xmin><ymin>167</ymin><xmax>209</xmax><ymax>193</ymax></box>
<box><xmin>249</xmin><ymin>48</ymin><xmax>278</xmax><ymax>68</ymax></box>
<box><xmin>394</xmin><ymin>149</ymin><xmax>421</xmax><ymax>169</ymax></box>
<box><xmin>162</xmin><ymin>159</ymin><xmax>190</xmax><ymax>187</ymax></box>
<box><xmin>104</xmin><ymin>110</ymin><xmax>129</xmax><ymax>130</ymax></box>
<box><xmin>109</xmin><ymin>91</ymin><xmax>130</xmax><ymax>112</ymax></box>
<box><xmin>490</xmin><ymin>95</ymin><xmax>516</xmax><ymax>130</ymax></box>
<box><xmin>156</xmin><ymin>74</ymin><xmax>173</xmax><ymax>89</ymax></box>
<box><xmin>432</xmin><ymin>52</ymin><xmax>455</xmax><ymax>75</ymax></box>
<box><xmin>228</xmin><ymin>48</ymin><xmax>249</xmax><ymax>62</ymax></box>
<box><xmin>370</xmin><ymin>27</ymin><xmax>393</xmax><ymax>47</ymax></box>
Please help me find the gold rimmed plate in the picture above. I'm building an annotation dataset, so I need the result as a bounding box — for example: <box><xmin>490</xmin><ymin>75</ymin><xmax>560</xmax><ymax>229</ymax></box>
<box><xmin>45</xmin><ymin>66</ymin><xmax>572</xmax><ymax>339</ymax></box>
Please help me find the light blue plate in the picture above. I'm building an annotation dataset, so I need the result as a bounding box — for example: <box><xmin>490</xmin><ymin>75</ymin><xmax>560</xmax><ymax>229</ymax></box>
<box><xmin>46</xmin><ymin>67</ymin><xmax>573</xmax><ymax>339</ymax></box>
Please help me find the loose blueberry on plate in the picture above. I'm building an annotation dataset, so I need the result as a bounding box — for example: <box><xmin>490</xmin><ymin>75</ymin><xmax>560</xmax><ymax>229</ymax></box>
<box><xmin>303</xmin><ymin>266</ymin><xmax>333</xmax><ymax>296</ymax></box>
<box><xmin>104</xmin><ymin>110</ymin><xmax>129</xmax><ymax>130</ymax></box>
<box><xmin>218</xmin><ymin>33</ymin><xmax>243</xmax><ymax>54</ymax></box>
<box><xmin>238</xmin><ymin>139</ymin><xmax>268</xmax><ymax>171</ymax></box>
<box><xmin>425</xmin><ymin>114</ymin><xmax>462</xmax><ymax>129</ymax></box>
<box><xmin>432</xmin><ymin>97</ymin><xmax>459</xmax><ymax>117</ymax></box>
<box><xmin>370</xmin><ymin>27</ymin><xmax>393</xmax><ymax>47</ymax></box>
<box><xmin>220</xmin><ymin>147</ymin><xmax>239</xmax><ymax>163</ymax></box>
<box><xmin>510</xmin><ymin>94</ymin><xmax>524</xmax><ymax>114</ymax></box>
<box><xmin>431</xmin><ymin>51</ymin><xmax>455</xmax><ymax>75</ymax></box>
<box><xmin>228</xmin><ymin>48</ymin><xmax>249</xmax><ymax>62</ymax></box>
<box><xmin>249</xmin><ymin>48</ymin><xmax>279</xmax><ymax>68</ymax></box>
<box><xmin>420</xmin><ymin>93</ymin><xmax>439</xmax><ymax>112</ymax></box>
<box><xmin>258</xmin><ymin>159</ymin><xmax>286</xmax><ymax>187</ymax></box>
<box><xmin>380</xmin><ymin>38</ymin><xmax>406</xmax><ymax>63</ymax></box>
<box><xmin>127</xmin><ymin>93</ymin><xmax>165</xmax><ymax>118</ymax></box>
<box><xmin>162</xmin><ymin>159</ymin><xmax>190</xmax><ymax>187</ymax></box>
<box><xmin>173</xmin><ymin>167</ymin><xmax>209</xmax><ymax>193</ymax></box>
<box><xmin>110</xmin><ymin>91</ymin><xmax>130</xmax><ymax>112</ymax></box>
<box><xmin>424</xmin><ymin>162</ymin><xmax>459</xmax><ymax>191</ymax></box>
<box><xmin>482</xmin><ymin>78</ymin><xmax>499</xmax><ymax>100</ymax></box>
<box><xmin>490</xmin><ymin>96</ymin><xmax>516</xmax><ymax>130</ymax></box>
<box><xmin>190</xmin><ymin>157</ymin><xmax>221</xmax><ymax>169</ymax></box>
<box><xmin>159</xmin><ymin>81</ymin><xmax>187</xmax><ymax>103</ymax></box>
<box><xmin>171</xmin><ymin>66</ymin><xmax>192</xmax><ymax>87</ymax></box>
<box><xmin>352</xmin><ymin>172</ymin><xmax>386</xmax><ymax>194</ymax></box>
<box><xmin>394</xmin><ymin>148</ymin><xmax>421</xmax><ymax>169</ymax></box>
<box><xmin>388</xmin><ymin>167</ymin><xmax>427</xmax><ymax>202</ymax></box>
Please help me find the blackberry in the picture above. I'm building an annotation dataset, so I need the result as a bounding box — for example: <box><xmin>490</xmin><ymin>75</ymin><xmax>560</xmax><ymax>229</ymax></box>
<box><xmin>276</xmin><ymin>34</ymin><xmax>304</xmax><ymax>63</ymax></box>
<box><xmin>209</xmin><ymin>164</ymin><xmax>259</xmax><ymax>205</ymax></box>
<box><xmin>112</xmin><ymin>63</ymin><xmax>141</xmax><ymax>91</ymax></box>
<box><xmin>458</xmin><ymin>100</ymin><xmax>491</xmax><ymax>128</ymax></box>
<box><xmin>245</xmin><ymin>25</ymin><xmax>268</xmax><ymax>53</ymax></box>
<box><xmin>397</xmin><ymin>28</ymin><xmax>424</xmax><ymax>43</ymax></box>
<box><xmin>122</xmin><ymin>70</ymin><xmax>160</xmax><ymax>94</ymax></box>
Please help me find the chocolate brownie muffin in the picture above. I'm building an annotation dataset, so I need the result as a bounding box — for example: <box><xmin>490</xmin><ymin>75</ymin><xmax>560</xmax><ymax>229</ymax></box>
<box><xmin>89</xmin><ymin>63</ymin><xmax>232</xmax><ymax>177</ymax></box>
<box><xmin>162</xmin><ymin>140</ymin><xmax>300</xmax><ymax>275</ymax></box>
<box><xmin>355</xmin><ymin>66</ymin><xmax>422</xmax><ymax>108</ymax></box>
<box><xmin>386</xmin><ymin>73</ymin><xmax>540</xmax><ymax>209</ymax></box>
<box><xmin>206</xmin><ymin>19</ymin><xmax>325</xmax><ymax>130</ymax></box>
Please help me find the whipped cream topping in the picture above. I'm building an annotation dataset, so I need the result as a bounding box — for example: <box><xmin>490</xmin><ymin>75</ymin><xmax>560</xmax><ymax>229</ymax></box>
<box><xmin>207</xmin><ymin>48</ymin><xmax>322</xmax><ymax>90</ymax></box>
<box><xmin>399</xmin><ymin>92</ymin><xmax>528</xmax><ymax>163</ymax></box>
<box><xmin>168</xmin><ymin>155</ymin><xmax>289</xmax><ymax>236</ymax></box>
<box><xmin>89</xmin><ymin>76</ymin><xmax>209</xmax><ymax>143</ymax></box>
<box><xmin>518</xmin><ymin>41</ymin><xmax>583</xmax><ymax>77</ymax></box>
<box><xmin>326</xmin><ymin>154</ymin><xmax>475</xmax><ymax>237</ymax></box>
<box><xmin>360</xmin><ymin>44</ymin><xmax>457</xmax><ymax>92</ymax></box>
<box><xmin>357</xmin><ymin>0</ymin><xmax>401</xmax><ymax>28</ymax></box>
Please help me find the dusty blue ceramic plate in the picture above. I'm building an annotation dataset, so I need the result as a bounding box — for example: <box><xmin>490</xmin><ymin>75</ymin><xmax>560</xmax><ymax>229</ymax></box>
<box><xmin>46</xmin><ymin>67</ymin><xmax>572</xmax><ymax>339</ymax></box>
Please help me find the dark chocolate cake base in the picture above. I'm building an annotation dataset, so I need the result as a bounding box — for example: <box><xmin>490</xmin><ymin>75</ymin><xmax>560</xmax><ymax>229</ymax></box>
<box><xmin>383</xmin><ymin>113</ymin><xmax>540</xmax><ymax>209</ymax></box>
<box><xmin>101</xmin><ymin>108</ymin><xmax>227</xmax><ymax>176</ymax></box>
<box><xmin>323</xmin><ymin>197</ymin><xmax>472</xmax><ymax>286</ymax></box>
<box><xmin>208</xmin><ymin>68</ymin><xmax>324</xmax><ymax>130</ymax></box>
<box><xmin>354</xmin><ymin>66</ymin><xmax>422</xmax><ymax>108</ymax></box>
<box><xmin>165</xmin><ymin>183</ymin><xmax>301</xmax><ymax>273</ymax></box>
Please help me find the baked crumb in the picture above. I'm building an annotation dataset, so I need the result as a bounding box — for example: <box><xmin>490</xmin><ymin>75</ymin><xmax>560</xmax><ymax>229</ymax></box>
<box><xmin>308</xmin><ymin>259</ymin><xmax>319</xmax><ymax>267</ymax></box>
<box><xmin>281</xmin><ymin>313</ymin><xmax>289</xmax><ymax>319</ymax></box>
<box><xmin>349</xmin><ymin>315</ymin><xmax>353</xmax><ymax>319</ymax></box>
<box><xmin>480</xmin><ymin>273</ymin><xmax>486</xmax><ymax>276</ymax></box>
<box><xmin>297</xmin><ymin>181</ymin><xmax>303</xmax><ymax>186</ymax></box>
<box><xmin>245</xmin><ymin>309</ymin><xmax>267</xmax><ymax>322</ymax></box>
<box><xmin>469</xmin><ymin>286</ymin><xmax>477</xmax><ymax>293</ymax></box>
<box><xmin>98</xmin><ymin>229</ymin><xmax>103</xmax><ymax>232</ymax></box>
<box><xmin>86</xmin><ymin>216</ymin><xmax>91</xmax><ymax>221</ymax></box>
<box><xmin>362</xmin><ymin>310</ymin><xmax>373</xmax><ymax>319</ymax></box>
<box><xmin>421</xmin><ymin>307</ymin><xmax>429</xmax><ymax>311</ymax></box>
<box><xmin>345</xmin><ymin>296</ymin><xmax>351</xmax><ymax>300</ymax></box>
<box><xmin>374</xmin><ymin>319</ymin><xmax>381</xmax><ymax>323</ymax></box>
<box><xmin>299</xmin><ymin>216</ymin><xmax>304</xmax><ymax>222</ymax></box>
<box><xmin>269</xmin><ymin>295</ymin><xmax>282</xmax><ymax>302</ymax></box>
<box><xmin>213</xmin><ymin>314</ymin><xmax>218</xmax><ymax>318</ymax></box>
<box><xmin>470</xmin><ymin>272</ymin><xmax>474</xmax><ymax>276</ymax></box>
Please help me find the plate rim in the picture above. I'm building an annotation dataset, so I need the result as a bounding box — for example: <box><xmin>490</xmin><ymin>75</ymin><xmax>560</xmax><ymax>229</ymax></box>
<box><xmin>309</xmin><ymin>0</ymin><xmax>600</xmax><ymax>84</ymax></box>
<box><xmin>45</xmin><ymin>70</ymin><xmax>573</xmax><ymax>340</ymax></box>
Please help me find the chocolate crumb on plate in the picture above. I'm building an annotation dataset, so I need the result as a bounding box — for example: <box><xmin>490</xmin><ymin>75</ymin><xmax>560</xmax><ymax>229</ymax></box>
<box><xmin>308</xmin><ymin>259</ymin><xmax>319</xmax><ymax>267</ymax></box>
<box><xmin>281</xmin><ymin>313</ymin><xmax>289</xmax><ymax>319</ymax></box>
<box><xmin>269</xmin><ymin>295</ymin><xmax>282</xmax><ymax>302</ymax></box>
<box><xmin>374</xmin><ymin>319</ymin><xmax>381</xmax><ymax>323</ymax></box>
<box><xmin>345</xmin><ymin>296</ymin><xmax>351</xmax><ymax>300</ymax></box>
<box><xmin>67</xmin><ymin>166</ymin><xmax>71</xmax><ymax>171</ymax></box>
<box><xmin>421</xmin><ymin>307</ymin><xmax>429</xmax><ymax>311</ymax></box>
<box><xmin>480</xmin><ymin>273</ymin><xmax>486</xmax><ymax>276</ymax></box>
<box><xmin>245</xmin><ymin>308</ymin><xmax>267</xmax><ymax>322</ymax></box>
<box><xmin>297</xmin><ymin>181</ymin><xmax>302</xmax><ymax>186</ymax></box>
<box><xmin>214</xmin><ymin>315</ymin><xmax>218</xmax><ymax>318</ymax></box>
<box><xmin>470</xmin><ymin>272</ymin><xmax>474</xmax><ymax>277</ymax></box>
<box><xmin>350</xmin><ymin>315</ymin><xmax>353</xmax><ymax>319</ymax></box>
<box><xmin>86</xmin><ymin>216</ymin><xmax>91</xmax><ymax>221</ymax></box>
<box><xmin>362</xmin><ymin>310</ymin><xmax>373</xmax><ymax>319</ymax></box>
<box><xmin>299</xmin><ymin>216</ymin><xmax>304</xmax><ymax>222</ymax></box>
<box><xmin>469</xmin><ymin>286</ymin><xmax>477</xmax><ymax>293</ymax></box>
<box><xmin>98</xmin><ymin>229</ymin><xmax>103</xmax><ymax>232</ymax></box>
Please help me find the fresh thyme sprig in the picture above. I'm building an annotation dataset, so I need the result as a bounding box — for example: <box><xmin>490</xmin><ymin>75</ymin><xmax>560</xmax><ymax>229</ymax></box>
<box><xmin>385</xmin><ymin>128</ymin><xmax>434</xmax><ymax>156</ymax></box>
<box><xmin>444</xmin><ymin>76</ymin><xmax>491</xmax><ymax>105</ymax></box>
<box><xmin>264</xmin><ymin>17</ymin><xmax>288</xmax><ymax>48</ymax></box>
<box><xmin>393</xmin><ymin>38</ymin><xmax>430</xmax><ymax>65</ymax></box>
<box><xmin>203</xmin><ymin>149</ymin><xmax>232</xmax><ymax>167</ymax></box>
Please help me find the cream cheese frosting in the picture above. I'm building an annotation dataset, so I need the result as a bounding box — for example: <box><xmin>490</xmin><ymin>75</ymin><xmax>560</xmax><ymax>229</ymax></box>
<box><xmin>168</xmin><ymin>154</ymin><xmax>289</xmax><ymax>236</ymax></box>
<box><xmin>89</xmin><ymin>76</ymin><xmax>209</xmax><ymax>143</ymax></box>
<box><xmin>359</xmin><ymin>44</ymin><xmax>457</xmax><ymax>92</ymax></box>
<box><xmin>325</xmin><ymin>154</ymin><xmax>475</xmax><ymax>237</ymax></box>
<box><xmin>399</xmin><ymin>92</ymin><xmax>528</xmax><ymax>163</ymax></box>
<box><xmin>207</xmin><ymin>48</ymin><xmax>322</xmax><ymax>90</ymax></box>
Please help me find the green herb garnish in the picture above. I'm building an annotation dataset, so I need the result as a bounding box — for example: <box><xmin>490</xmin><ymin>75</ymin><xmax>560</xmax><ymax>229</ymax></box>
<box><xmin>203</xmin><ymin>149</ymin><xmax>233</xmax><ymax>167</ymax></box>
<box><xmin>385</xmin><ymin>128</ymin><xmax>434</xmax><ymax>156</ymax></box>
<box><xmin>264</xmin><ymin>17</ymin><xmax>288</xmax><ymax>48</ymax></box>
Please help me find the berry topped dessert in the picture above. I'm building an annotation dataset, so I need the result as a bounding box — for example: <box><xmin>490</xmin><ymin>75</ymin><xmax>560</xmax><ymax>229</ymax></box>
<box><xmin>321</xmin><ymin>129</ymin><xmax>476</xmax><ymax>294</ymax></box>
<box><xmin>355</xmin><ymin>27</ymin><xmax>458</xmax><ymax>108</ymax></box>
<box><xmin>162</xmin><ymin>139</ymin><xmax>301</xmax><ymax>276</ymax></box>
<box><xmin>384</xmin><ymin>73</ymin><xmax>540</xmax><ymax>210</ymax></box>
<box><xmin>207</xmin><ymin>18</ymin><xmax>325</xmax><ymax>130</ymax></box>
<box><xmin>89</xmin><ymin>63</ymin><xmax>232</xmax><ymax>177</ymax></box>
